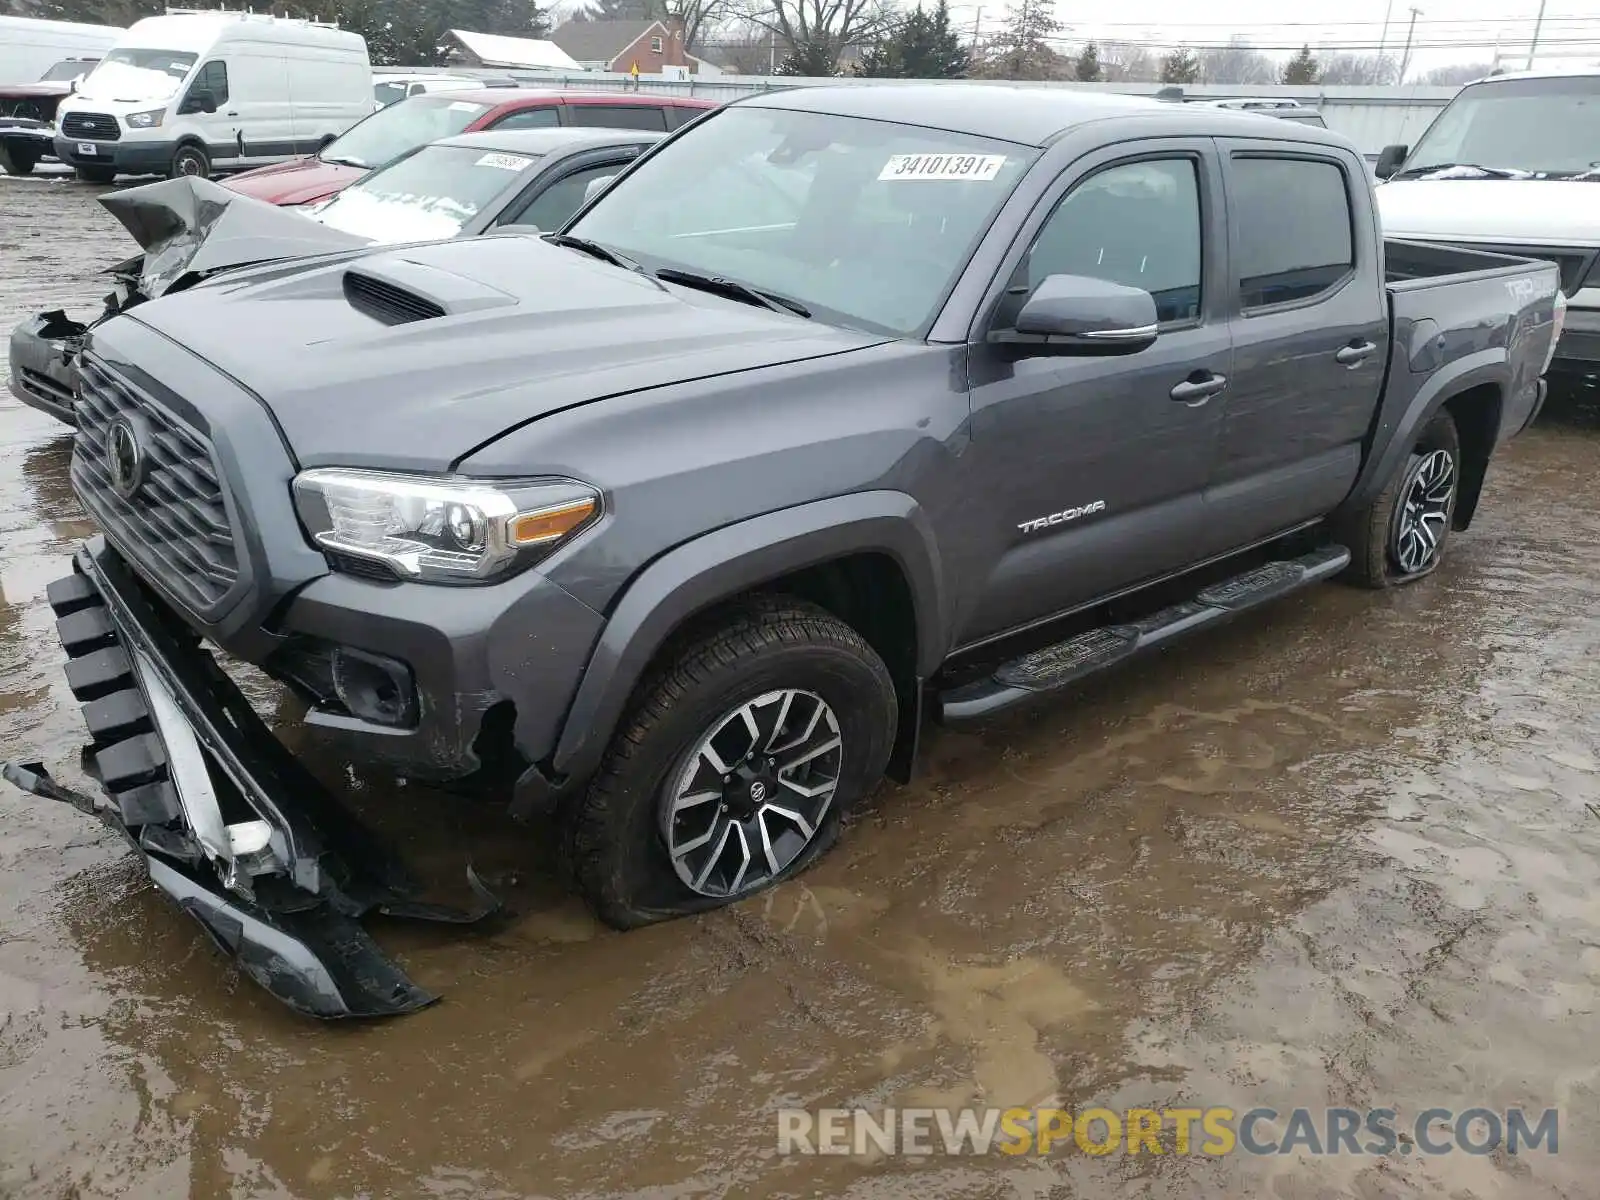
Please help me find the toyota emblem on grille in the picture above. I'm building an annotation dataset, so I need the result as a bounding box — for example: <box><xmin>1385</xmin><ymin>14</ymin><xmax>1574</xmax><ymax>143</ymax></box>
<box><xmin>105</xmin><ymin>416</ymin><xmax>149</xmax><ymax>500</ymax></box>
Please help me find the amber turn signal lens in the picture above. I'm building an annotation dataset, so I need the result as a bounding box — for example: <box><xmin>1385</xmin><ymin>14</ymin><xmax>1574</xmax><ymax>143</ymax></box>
<box><xmin>509</xmin><ymin>497</ymin><xmax>597</xmax><ymax>546</ymax></box>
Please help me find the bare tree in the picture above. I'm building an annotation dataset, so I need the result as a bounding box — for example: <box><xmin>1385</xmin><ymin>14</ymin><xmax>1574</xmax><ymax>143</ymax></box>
<box><xmin>738</xmin><ymin>0</ymin><xmax>898</xmax><ymax>75</ymax></box>
<box><xmin>1197</xmin><ymin>35</ymin><xmax>1275</xmax><ymax>85</ymax></box>
<box><xmin>1317</xmin><ymin>52</ymin><xmax>1399</xmax><ymax>85</ymax></box>
<box><xmin>1418</xmin><ymin>61</ymin><xmax>1495</xmax><ymax>86</ymax></box>
<box><xmin>1100</xmin><ymin>40</ymin><xmax>1157</xmax><ymax>82</ymax></box>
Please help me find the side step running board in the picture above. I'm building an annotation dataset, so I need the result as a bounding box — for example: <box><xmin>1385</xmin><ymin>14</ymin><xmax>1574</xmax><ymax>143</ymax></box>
<box><xmin>939</xmin><ymin>544</ymin><xmax>1350</xmax><ymax>725</ymax></box>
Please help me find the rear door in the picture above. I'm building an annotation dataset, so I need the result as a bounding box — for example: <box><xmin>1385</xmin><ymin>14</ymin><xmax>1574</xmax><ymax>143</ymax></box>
<box><xmin>959</xmin><ymin>139</ymin><xmax>1233</xmax><ymax>643</ymax></box>
<box><xmin>1201</xmin><ymin>141</ymin><xmax>1387</xmax><ymax>551</ymax></box>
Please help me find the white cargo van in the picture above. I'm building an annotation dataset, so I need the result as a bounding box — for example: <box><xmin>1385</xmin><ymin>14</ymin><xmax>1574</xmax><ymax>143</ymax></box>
<box><xmin>0</xmin><ymin>15</ymin><xmax>123</xmax><ymax>86</ymax></box>
<box><xmin>53</xmin><ymin>10</ymin><xmax>370</xmax><ymax>183</ymax></box>
<box><xmin>1375</xmin><ymin>70</ymin><xmax>1600</xmax><ymax>385</ymax></box>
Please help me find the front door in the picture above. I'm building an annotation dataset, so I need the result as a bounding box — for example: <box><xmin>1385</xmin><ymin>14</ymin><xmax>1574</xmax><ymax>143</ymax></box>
<box><xmin>178</xmin><ymin>59</ymin><xmax>235</xmax><ymax>169</ymax></box>
<box><xmin>1200</xmin><ymin>143</ymin><xmax>1388</xmax><ymax>552</ymax></box>
<box><xmin>959</xmin><ymin>142</ymin><xmax>1233</xmax><ymax>645</ymax></box>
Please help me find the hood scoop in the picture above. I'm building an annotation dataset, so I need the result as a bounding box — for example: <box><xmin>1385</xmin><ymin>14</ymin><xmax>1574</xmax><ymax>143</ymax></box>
<box><xmin>341</xmin><ymin>253</ymin><xmax>521</xmax><ymax>326</ymax></box>
<box><xmin>343</xmin><ymin>271</ymin><xmax>446</xmax><ymax>325</ymax></box>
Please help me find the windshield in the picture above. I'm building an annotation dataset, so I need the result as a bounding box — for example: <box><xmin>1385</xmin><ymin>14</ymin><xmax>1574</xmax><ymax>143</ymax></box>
<box><xmin>313</xmin><ymin>143</ymin><xmax>537</xmax><ymax>242</ymax></box>
<box><xmin>567</xmin><ymin>106</ymin><xmax>1037</xmax><ymax>335</ymax></box>
<box><xmin>77</xmin><ymin>48</ymin><xmax>197</xmax><ymax>103</ymax></box>
<box><xmin>39</xmin><ymin>60</ymin><xmax>96</xmax><ymax>83</ymax></box>
<box><xmin>320</xmin><ymin>95</ymin><xmax>492</xmax><ymax>170</ymax></box>
<box><xmin>1400</xmin><ymin>76</ymin><xmax>1600</xmax><ymax>178</ymax></box>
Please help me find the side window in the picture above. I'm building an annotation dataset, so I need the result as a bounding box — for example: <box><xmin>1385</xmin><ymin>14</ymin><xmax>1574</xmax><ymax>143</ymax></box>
<box><xmin>1230</xmin><ymin>156</ymin><xmax>1354</xmax><ymax>309</ymax></box>
<box><xmin>186</xmin><ymin>60</ymin><xmax>228</xmax><ymax>109</ymax></box>
<box><xmin>489</xmin><ymin>106</ymin><xmax>560</xmax><ymax>130</ymax></box>
<box><xmin>1007</xmin><ymin>157</ymin><xmax>1202</xmax><ymax>327</ymax></box>
<box><xmin>568</xmin><ymin>104</ymin><xmax>667</xmax><ymax>131</ymax></box>
<box><xmin>505</xmin><ymin>162</ymin><xmax>630</xmax><ymax>231</ymax></box>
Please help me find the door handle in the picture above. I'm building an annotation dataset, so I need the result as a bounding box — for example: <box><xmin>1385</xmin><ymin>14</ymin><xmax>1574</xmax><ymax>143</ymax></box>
<box><xmin>1169</xmin><ymin>372</ymin><xmax>1228</xmax><ymax>405</ymax></box>
<box><xmin>1336</xmin><ymin>340</ymin><xmax>1377</xmax><ymax>366</ymax></box>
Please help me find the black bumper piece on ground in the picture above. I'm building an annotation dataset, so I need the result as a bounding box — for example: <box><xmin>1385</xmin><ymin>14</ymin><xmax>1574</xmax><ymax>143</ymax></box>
<box><xmin>1</xmin><ymin>539</ymin><xmax>499</xmax><ymax>1019</ymax></box>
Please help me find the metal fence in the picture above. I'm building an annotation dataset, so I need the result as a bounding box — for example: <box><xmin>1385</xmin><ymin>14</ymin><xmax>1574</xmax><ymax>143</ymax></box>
<box><xmin>400</xmin><ymin>67</ymin><xmax>1461</xmax><ymax>155</ymax></box>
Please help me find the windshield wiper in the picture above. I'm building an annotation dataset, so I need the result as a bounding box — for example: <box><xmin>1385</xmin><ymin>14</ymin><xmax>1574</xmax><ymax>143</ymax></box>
<box><xmin>542</xmin><ymin>232</ymin><xmax>652</xmax><ymax>275</ymax></box>
<box><xmin>654</xmin><ymin>267</ymin><xmax>811</xmax><ymax>318</ymax></box>
<box><xmin>319</xmin><ymin>153</ymin><xmax>368</xmax><ymax>168</ymax></box>
<box><xmin>1392</xmin><ymin>162</ymin><xmax>1530</xmax><ymax>180</ymax></box>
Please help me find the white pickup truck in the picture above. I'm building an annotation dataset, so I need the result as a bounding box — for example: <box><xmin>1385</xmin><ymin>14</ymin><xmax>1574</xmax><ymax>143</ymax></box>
<box><xmin>1375</xmin><ymin>69</ymin><xmax>1600</xmax><ymax>390</ymax></box>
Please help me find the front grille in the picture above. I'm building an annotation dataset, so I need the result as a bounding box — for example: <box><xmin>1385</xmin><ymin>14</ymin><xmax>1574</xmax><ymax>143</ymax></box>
<box><xmin>60</xmin><ymin>111</ymin><xmax>121</xmax><ymax>142</ymax></box>
<box><xmin>71</xmin><ymin>355</ymin><xmax>239</xmax><ymax>616</ymax></box>
<box><xmin>343</xmin><ymin>272</ymin><xmax>446</xmax><ymax>325</ymax></box>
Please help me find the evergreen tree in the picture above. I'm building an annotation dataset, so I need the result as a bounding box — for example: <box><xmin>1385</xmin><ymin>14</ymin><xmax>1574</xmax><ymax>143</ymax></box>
<box><xmin>1073</xmin><ymin>40</ymin><xmax>1102</xmax><ymax>82</ymax></box>
<box><xmin>859</xmin><ymin>0</ymin><xmax>970</xmax><ymax>79</ymax></box>
<box><xmin>979</xmin><ymin>0</ymin><xmax>1063</xmax><ymax>81</ymax></box>
<box><xmin>1282</xmin><ymin>43</ymin><xmax>1320</xmax><ymax>84</ymax></box>
<box><xmin>1160</xmin><ymin>45</ymin><xmax>1199</xmax><ymax>84</ymax></box>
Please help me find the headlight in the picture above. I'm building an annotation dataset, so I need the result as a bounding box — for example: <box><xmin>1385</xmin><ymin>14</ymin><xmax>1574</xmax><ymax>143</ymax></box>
<box><xmin>125</xmin><ymin>108</ymin><xmax>165</xmax><ymax>129</ymax></box>
<box><xmin>291</xmin><ymin>469</ymin><xmax>600</xmax><ymax>584</ymax></box>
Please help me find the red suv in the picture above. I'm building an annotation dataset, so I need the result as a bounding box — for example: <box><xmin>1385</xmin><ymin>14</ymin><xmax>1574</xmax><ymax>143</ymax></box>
<box><xmin>223</xmin><ymin>88</ymin><xmax>715</xmax><ymax>206</ymax></box>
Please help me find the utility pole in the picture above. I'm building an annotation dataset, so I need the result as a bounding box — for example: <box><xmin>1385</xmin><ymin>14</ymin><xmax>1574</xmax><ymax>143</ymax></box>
<box><xmin>1525</xmin><ymin>0</ymin><xmax>1548</xmax><ymax>70</ymax></box>
<box><xmin>1398</xmin><ymin>6</ymin><xmax>1421</xmax><ymax>85</ymax></box>
<box><xmin>1376</xmin><ymin>0</ymin><xmax>1394</xmax><ymax>62</ymax></box>
<box><xmin>972</xmin><ymin>6</ymin><xmax>983</xmax><ymax>50</ymax></box>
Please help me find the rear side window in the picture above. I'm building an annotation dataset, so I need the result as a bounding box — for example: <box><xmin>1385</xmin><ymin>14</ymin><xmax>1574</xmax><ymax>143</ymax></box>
<box><xmin>490</xmin><ymin>106</ymin><xmax>560</xmax><ymax>130</ymax></box>
<box><xmin>506</xmin><ymin>162</ymin><xmax>626</xmax><ymax>230</ymax></box>
<box><xmin>1230</xmin><ymin>156</ymin><xmax>1354</xmax><ymax>308</ymax></box>
<box><xmin>569</xmin><ymin>104</ymin><xmax>668</xmax><ymax>131</ymax></box>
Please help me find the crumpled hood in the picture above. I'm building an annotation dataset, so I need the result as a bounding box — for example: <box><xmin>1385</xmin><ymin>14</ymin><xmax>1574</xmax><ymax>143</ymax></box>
<box><xmin>100</xmin><ymin>175</ymin><xmax>373</xmax><ymax>299</ymax></box>
<box><xmin>221</xmin><ymin>155</ymin><xmax>368</xmax><ymax>206</ymax></box>
<box><xmin>1378</xmin><ymin>179</ymin><xmax>1600</xmax><ymax>245</ymax></box>
<box><xmin>124</xmin><ymin>234</ymin><xmax>889</xmax><ymax>471</ymax></box>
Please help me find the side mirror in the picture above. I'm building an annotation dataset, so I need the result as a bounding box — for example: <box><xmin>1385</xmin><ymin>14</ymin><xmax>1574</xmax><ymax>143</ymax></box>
<box><xmin>1375</xmin><ymin>144</ymin><xmax>1409</xmax><ymax>180</ymax></box>
<box><xmin>990</xmin><ymin>275</ymin><xmax>1159</xmax><ymax>358</ymax></box>
<box><xmin>181</xmin><ymin>89</ymin><xmax>216</xmax><ymax>115</ymax></box>
<box><xmin>584</xmin><ymin>173</ymin><xmax>617</xmax><ymax>203</ymax></box>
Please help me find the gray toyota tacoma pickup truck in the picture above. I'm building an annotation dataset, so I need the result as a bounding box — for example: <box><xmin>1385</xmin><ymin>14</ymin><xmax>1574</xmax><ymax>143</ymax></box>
<box><xmin>3</xmin><ymin>85</ymin><xmax>1564</xmax><ymax>1018</ymax></box>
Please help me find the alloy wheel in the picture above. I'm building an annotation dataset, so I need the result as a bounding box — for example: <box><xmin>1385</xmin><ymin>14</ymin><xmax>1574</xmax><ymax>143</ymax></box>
<box><xmin>661</xmin><ymin>688</ymin><xmax>843</xmax><ymax>899</ymax></box>
<box><xmin>1392</xmin><ymin>448</ymin><xmax>1455</xmax><ymax>574</ymax></box>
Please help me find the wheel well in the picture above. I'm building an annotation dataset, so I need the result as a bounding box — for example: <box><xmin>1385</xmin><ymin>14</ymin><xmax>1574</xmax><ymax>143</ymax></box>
<box><xmin>1442</xmin><ymin>383</ymin><xmax>1501</xmax><ymax>529</ymax></box>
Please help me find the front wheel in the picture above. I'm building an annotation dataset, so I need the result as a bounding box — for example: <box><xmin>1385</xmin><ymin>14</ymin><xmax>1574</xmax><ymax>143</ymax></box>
<box><xmin>562</xmin><ymin>598</ymin><xmax>898</xmax><ymax>929</ymax></box>
<box><xmin>169</xmin><ymin>143</ymin><xmax>210</xmax><ymax>179</ymax></box>
<box><xmin>0</xmin><ymin>142</ymin><xmax>39</xmax><ymax>175</ymax></box>
<box><xmin>1338</xmin><ymin>409</ymin><xmax>1461</xmax><ymax>588</ymax></box>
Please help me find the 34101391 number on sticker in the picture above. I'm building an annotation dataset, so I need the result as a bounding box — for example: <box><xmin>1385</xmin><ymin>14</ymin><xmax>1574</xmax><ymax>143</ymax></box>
<box><xmin>878</xmin><ymin>153</ymin><xmax>1008</xmax><ymax>182</ymax></box>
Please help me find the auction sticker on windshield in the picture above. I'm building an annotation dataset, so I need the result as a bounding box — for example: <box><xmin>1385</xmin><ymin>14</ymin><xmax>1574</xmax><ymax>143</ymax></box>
<box><xmin>475</xmin><ymin>152</ymin><xmax>535</xmax><ymax>171</ymax></box>
<box><xmin>879</xmin><ymin>153</ymin><xmax>1007</xmax><ymax>182</ymax></box>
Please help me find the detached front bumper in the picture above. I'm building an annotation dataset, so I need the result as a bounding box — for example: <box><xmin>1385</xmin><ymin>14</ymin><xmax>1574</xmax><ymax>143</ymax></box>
<box><xmin>9</xmin><ymin>309</ymin><xmax>86</xmax><ymax>425</ymax></box>
<box><xmin>2</xmin><ymin>539</ymin><xmax>497</xmax><ymax>1019</ymax></box>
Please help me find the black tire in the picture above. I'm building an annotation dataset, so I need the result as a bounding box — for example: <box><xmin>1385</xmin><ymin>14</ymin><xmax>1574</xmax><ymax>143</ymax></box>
<box><xmin>74</xmin><ymin>166</ymin><xmax>115</xmax><ymax>185</ymax></box>
<box><xmin>1337</xmin><ymin>409</ymin><xmax>1461</xmax><ymax>588</ymax></box>
<box><xmin>563</xmin><ymin>597</ymin><xmax>898</xmax><ymax>930</ymax></box>
<box><xmin>170</xmin><ymin>143</ymin><xmax>210</xmax><ymax>180</ymax></box>
<box><xmin>0</xmin><ymin>142</ymin><xmax>38</xmax><ymax>175</ymax></box>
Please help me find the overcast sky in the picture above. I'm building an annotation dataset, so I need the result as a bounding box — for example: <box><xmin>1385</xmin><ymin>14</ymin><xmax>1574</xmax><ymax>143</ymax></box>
<box><xmin>945</xmin><ymin>0</ymin><xmax>1600</xmax><ymax>76</ymax></box>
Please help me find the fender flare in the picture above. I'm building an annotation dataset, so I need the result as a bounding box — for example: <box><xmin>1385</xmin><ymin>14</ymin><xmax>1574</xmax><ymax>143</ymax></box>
<box><xmin>549</xmin><ymin>491</ymin><xmax>947</xmax><ymax>783</ymax></box>
<box><xmin>1339</xmin><ymin>349</ymin><xmax>1507</xmax><ymax>518</ymax></box>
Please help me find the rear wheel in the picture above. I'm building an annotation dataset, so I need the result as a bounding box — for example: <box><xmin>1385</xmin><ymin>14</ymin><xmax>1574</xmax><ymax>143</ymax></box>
<box><xmin>170</xmin><ymin>143</ymin><xmax>210</xmax><ymax>179</ymax></box>
<box><xmin>74</xmin><ymin>165</ymin><xmax>115</xmax><ymax>185</ymax></box>
<box><xmin>562</xmin><ymin>597</ymin><xmax>897</xmax><ymax>929</ymax></box>
<box><xmin>1338</xmin><ymin>409</ymin><xmax>1461</xmax><ymax>588</ymax></box>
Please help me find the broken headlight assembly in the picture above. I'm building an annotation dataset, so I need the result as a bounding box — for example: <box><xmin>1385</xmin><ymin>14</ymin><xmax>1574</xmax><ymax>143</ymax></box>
<box><xmin>291</xmin><ymin>469</ymin><xmax>600</xmax><ymax>584</ymax></box>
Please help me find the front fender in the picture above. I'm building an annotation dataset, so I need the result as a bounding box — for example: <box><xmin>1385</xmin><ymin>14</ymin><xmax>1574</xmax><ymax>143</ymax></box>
<box><xmin>549</xmin><ymin>491</ymin><xmax>946</xmax><ymax>783</ymax></box>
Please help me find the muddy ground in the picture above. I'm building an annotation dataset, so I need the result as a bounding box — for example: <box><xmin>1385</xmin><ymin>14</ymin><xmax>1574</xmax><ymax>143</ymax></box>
<box><xmin>2</xmin><ymin>170</ymin><xmax>1599</xmax><ymax>1200</ymax></box>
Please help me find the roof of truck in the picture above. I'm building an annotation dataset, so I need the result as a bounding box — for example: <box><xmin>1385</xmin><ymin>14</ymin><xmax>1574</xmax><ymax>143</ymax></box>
<box><xmin>746</xmin><ymin>83</ymin><xmax>1344</xmax><ymax>149</ymax></box>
